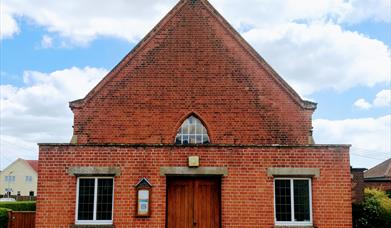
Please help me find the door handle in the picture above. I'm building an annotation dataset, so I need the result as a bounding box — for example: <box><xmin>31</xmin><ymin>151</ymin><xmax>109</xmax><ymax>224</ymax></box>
<box><xmin>193</xmin><ymin>221</ymin><xmax>197</xmax><ymax>227</ymax></box>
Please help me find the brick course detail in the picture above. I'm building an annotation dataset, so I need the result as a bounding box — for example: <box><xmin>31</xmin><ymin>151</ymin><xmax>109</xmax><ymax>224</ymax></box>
<box><xmin>37</xmin><ymin>145</ymin><xmax>352</xmax><ymax>228</ymax></box>
<box><xmin>69</xmin><ymin>0</ymin><xmax>315</xmax><ymax>146</ymax></box>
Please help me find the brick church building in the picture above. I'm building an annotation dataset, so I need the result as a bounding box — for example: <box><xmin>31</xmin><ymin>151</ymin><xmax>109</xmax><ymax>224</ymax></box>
<box><xmin>36</xmin><ymin>0</ymin><xmax>352</xmax><ymax>227</ymax></box>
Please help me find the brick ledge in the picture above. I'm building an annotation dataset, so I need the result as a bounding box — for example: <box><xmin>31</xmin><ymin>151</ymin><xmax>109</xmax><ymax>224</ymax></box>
<box><xmin>38</xmin><ymin>143</ymin><xmax>351</xmax><ymax>149</ymax></box>
<box><xmin>71</xmin><ymin>225</ymin><xmax>114</xmax><ymax>228</ymax></box>
<box><xmin>275</xmin><ymin>226</ymin><xmax>314</xmax><ymax>228</ymax></box>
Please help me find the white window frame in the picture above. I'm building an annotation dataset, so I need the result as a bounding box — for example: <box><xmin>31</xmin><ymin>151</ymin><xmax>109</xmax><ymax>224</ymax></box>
<box><xmin>5</xmin><ymin>176</ymin><xmax>15</xmax><ymax>183</ymax></box>
<box><xmin>274</xmin><ymin>178</ymin><xmax>313</xmax><ymax>226</ymax></box>
<box><xmin>175</xmin><ymin>115</ymin><xmax>210</xmax><ymax>145</ymax></box>
<box><xmin>25</xmin><ymin>176</ymin><xmax>32</xmax><ymax>182</ymax></box>
<box><xmin>75</xmin><ymin>177</ymin><xmax>114</xmax><ymax>225</ymax></box>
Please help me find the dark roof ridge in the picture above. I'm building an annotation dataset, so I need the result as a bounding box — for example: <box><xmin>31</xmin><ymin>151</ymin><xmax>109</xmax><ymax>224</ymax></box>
<box><xmin>364</xmin><ymin>158</ymin><xmax>391</xmax><ymax>179</ymax></box>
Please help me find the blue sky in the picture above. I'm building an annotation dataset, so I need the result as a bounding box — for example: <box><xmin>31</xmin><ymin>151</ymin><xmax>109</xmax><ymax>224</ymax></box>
<box><xmin>1</xmin><ymin>0</ymin><xmax>390</xmax><ymax>170</ymax></box>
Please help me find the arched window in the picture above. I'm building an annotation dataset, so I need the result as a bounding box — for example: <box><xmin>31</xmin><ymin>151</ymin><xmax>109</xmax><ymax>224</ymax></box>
<box><xmin>175</xmin><ymin>116</ymin><xmax>210</xmax><ymax>144</ymax></box>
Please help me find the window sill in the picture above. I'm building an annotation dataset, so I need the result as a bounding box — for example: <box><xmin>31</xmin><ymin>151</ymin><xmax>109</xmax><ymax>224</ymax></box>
<box><xmin>71</xmin><ymin>225</ymin><xmax>114</xmax><ymax>228</ymax></box>
<box><xmin>275</xmin><ymin>226</ymin><xmax>314</xmax><ymax>228</ymax></box>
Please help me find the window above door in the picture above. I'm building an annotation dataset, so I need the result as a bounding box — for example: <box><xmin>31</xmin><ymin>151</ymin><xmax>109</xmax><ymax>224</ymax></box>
<box><xmin>175</xmin><ymin>115</ymin><xmax>210</xmax><ymax>145</ymax></box>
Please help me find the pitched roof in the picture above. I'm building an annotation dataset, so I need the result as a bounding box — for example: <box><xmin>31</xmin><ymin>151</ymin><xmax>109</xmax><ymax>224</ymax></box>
<box><xmin>69</xmin><ymin>0</ymin><xmax>316</xmax><ymax>111</ymax></box>
<box><xmin>25</xmin><ymin>160</ymin><xmax>38</xmax><ymax>173</ymax></box>
<box><xmin>364</xmin><ymin>158</ymin><xmax>391</xmax><ymax>180</ymax></box>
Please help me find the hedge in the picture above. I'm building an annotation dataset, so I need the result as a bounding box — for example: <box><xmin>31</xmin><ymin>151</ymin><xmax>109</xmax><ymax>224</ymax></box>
<box><xmin>0</xmin><ymin>201</ymin><xmax>36</xmax><ymax>211</ymax></box>
<box><xmin>353</xmin><ymin>188</ymin><xmax>391</xmax><ymax>228</ymax></box>
<box><xmin>0</xmin><ymin>208</ymin><xmax>10</xmax><ymax>228</ymax></box>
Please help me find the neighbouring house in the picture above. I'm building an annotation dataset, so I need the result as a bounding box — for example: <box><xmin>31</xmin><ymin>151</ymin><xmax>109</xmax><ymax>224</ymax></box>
<box><xmin>0</xmin><ymin>158</ymin><xmax>37</xmax><ymax>197</ymax></box>
<box><xmin>351</xmin><ymin>158</ymin><xmax>391</xmax><ymax>203</ymax></box>
<box><xmin>364</xmin><ymin>158</ymin><xmax>391</xmax><ymax>191</ymax></box>
<box><xmin>36</xmin><ymin>0</ymin><xmax>352</xmax><ymax>227</ymax></box>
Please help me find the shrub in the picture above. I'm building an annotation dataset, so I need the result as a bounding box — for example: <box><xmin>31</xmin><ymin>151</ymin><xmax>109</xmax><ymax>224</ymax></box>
<box><xmin>386</xmin><ymin>189</ymin><xmax>391</xmax><ymax>198</ymax></box>
<box><xmin>353</xmin><ymin>188</ymin><xmax>391</xmax><ymax>228</ymax></box>
<box><xmin>0</xmin><ymin>201</ymin><xmax>36</xmax><ymax>211</ymax></box>
<box><xmin>365</xmin><ymin>189</ymin><xmax>391</xmax><ymax>213</ymax></box>
<box><xmin>0</xmin><ymin>208</ymin><xmax>10</xmax><ymax>228</ymax></box>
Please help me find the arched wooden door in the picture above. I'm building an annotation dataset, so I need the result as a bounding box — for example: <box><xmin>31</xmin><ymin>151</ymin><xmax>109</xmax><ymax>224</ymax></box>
<box><xmin>167</xmin><ymin>176</ymin><xmax>221</xmax><ymax>228</ymax></box>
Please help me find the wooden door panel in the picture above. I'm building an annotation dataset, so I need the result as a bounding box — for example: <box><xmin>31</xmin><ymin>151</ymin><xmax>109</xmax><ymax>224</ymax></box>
<box><xmin>194</xmin><ymin>178</ymin><xmax>220</xmax><ymax>228</ymax></box>
<box><xmin>167</xmin><ymin>178</ymin><xmax>194</xmax><ymax>228</ymax></box>
<box><xmin>167</xmin><ymin>177</ymin><xmax>220</xmax><ymax>228</ymax></box>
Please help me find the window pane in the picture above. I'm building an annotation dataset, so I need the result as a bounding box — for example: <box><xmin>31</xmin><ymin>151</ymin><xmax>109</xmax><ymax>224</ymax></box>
<box><xmin>182</xmin><ymin>135</ymin><xmax>189</xmax><ymax>144</ymax></box>
<box><xmin>175</xmin><ymin>134</ymin><xmax>181</xmax><ymax>144</ymax></box>
<box><xmin>189</xmin><ymin>124</ymin><xmax>196</xmax><ymax>134</ymax></box>
<box><xmin>202</xmin><ymin>135</ymin><xmax>209</xmax><ymax>144</ymax></box>
<box><xmin>294</xmin><ymin>180</ymin><xmax>310</xmax><ymax>222</ymax></box>
<box><xmin>175</xmin><ymin>116</ymin><xmax>210</xmax><ymax>145</ymax></box>
<box><xmin>78</xmin><ymin>179</ymin><xmax>95</xmax><ymax>220</ymax></box>
<box><xmin>202</xmin><ymin>126</ymin><xmax>207</xmax><ymax>134</ymax></box>
<box><xmin>275</xmin><ymin>180</ymin><xmax>292</xmax><ymax>221</ymax></box>
<box><xmin>196</xmin><ymin>135</ymin><xmax>202</xmax><ymax>144</ymax></box>
<box><xmin>189</xmin><ymin>135</ymin><xmax>196</xmax><ymax>144</ymax></box>
<box><xmin>181</xmin><ymin>124</ymin><xmax>189</xmax><ymax>135</ymax></box>
<box><xmin>195</xmin><ymin>123</ymin><xmax>202</xmax><ymax>134</ymax></box>
<box><xmin>97</xmin><ymin>179</ymin><xmax>114</xmax><ymax>220</ymax></box>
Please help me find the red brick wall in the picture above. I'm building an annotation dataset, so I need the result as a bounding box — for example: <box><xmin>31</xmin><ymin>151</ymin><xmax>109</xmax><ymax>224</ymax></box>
<box><xmin>71</xmin><ymin>0</ymin><xmax>314</xmax><ymax>145</ymax></box>
<box><xmin>36</xmin><ymin>145</ymin><xmax>352</xmax><ymax>228</ymax></box>
<box><xmin>351</xmin><ymin>168</ymin><xmax>366</xmax><ymax>203</ymax></box>
<box><xmin>364</xmin><ymin>181</ymin><xmax>391</xmax><ymax>192</ymax></box>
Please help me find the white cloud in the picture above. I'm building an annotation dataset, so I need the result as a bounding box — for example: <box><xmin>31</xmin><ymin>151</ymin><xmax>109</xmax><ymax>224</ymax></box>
<box><xmin>373</xmin><ymin>89</ymin><xmax>391</xmax><ymax>107</ymax></box>
<box><xmin>2</xmin><ymin>0</ymin><xmax>390</xmax><ymax>42</ymax></box>
<box><xmin>354</xmin><ymin>89</ymin><xmax>391</xmax><ymax>109</ymax></box>
<box><xmin>211</xmin><ymin>0</ymin><xmax>390</xmax><ymax>28</ymax></box>
<box><xmin>354</xmin><ymin>98</ymin><xmax>372</xmax><ymax>109</ymax></box>
<box><xmin>314</xmin><ymin>115</ymin><xmax>391</xmax><ymax>168</ymax></box>
<box><xmin>243</xmin><ymin>22</ymin><xmax>391</xmax><ymax>95</ymax></box>
<box><xmin>0</xmin><ymin>4</ymin><xmax>20</xmax><ymax>39</ymax></box>
<box><xmin>0</xmin><ymin>67</ymin><xmax>107</xmax><ymax>169</ymax></box>
<box><xmin>40</xmin><ymin>35</ymin><xmax>53</xmax><ymax>48</ymax></box>
<box><xmin>340</xmin><ymin>0</ymin><xmax>391</xmax><ymax>23</ymax></box>
<box><xmin>2</xmin><ymin>0</ymin><xmax>178</xmax><ymax>44</ymax></box>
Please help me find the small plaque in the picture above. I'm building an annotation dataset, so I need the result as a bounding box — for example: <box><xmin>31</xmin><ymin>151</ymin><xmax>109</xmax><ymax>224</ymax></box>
<box><xmin>137</xmin><ymin>190</ymin><xmax>150</xmax><ymax>215</ymax></box>
<box><xmin>188</xmin><ymin>156</ymin><xmax>200</xmax><ymax>167</ymax></box>
<box><xmin>135</xmin><ymin>178</ymin><xmax>152</xmax><ymax>217</ymax></box>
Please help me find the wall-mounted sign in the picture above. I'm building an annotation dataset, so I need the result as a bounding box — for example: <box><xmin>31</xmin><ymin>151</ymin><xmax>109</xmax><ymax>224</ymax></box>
<box><xmin>138</xmin><ymin>189</ymin><xmax>150</xmax><ymax>215</ymax></box>
<box><xmin>135</xmin><ymin>178</ymin><xmax>152</xmax><ymax>217</ymax></box>
<box><xmin>188</xmin><ymin>156</ymin><xmax>200</xmax><ymax>167</ymax></box>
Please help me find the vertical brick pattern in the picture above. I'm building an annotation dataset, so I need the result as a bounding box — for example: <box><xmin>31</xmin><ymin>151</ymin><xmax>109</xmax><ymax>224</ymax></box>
<box><xmin>351</xmin><ymin>168</ymin><xmax>366</xmax><ymax>203</ymax></box>
<box><xmin>36</xmin><ymin>145</ymin><xmax>352</xmax><ymax>228</ymax></box>
<box><xmin>71</xmin><ymin>0</ymin><xmax>313</xmax><ymax>145</ymax></box>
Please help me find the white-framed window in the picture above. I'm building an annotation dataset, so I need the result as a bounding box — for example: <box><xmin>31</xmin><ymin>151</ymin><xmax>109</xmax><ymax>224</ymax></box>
<box><xmin>274</xmin><ymin>178</ymin><xmax>312</xmax><ymax>226</ymax></box>
<box><xmin>76</xmin><ymin>177</ymin><xmax>114</xmax><ymax>225</ymax></box>
<box><xmin>5</xmin><ymin>176</ymin><xmax>15</xmax><ymax>183</ymax></box>
<box><xmin>25</xmin><ymin>176</ymin><xmax>33</xmax><ymax>182</ymax></box>
<box><xmin>175</xmin><ymin>115</ymin><xmax>210</xmax><ymax>144</ymax></box>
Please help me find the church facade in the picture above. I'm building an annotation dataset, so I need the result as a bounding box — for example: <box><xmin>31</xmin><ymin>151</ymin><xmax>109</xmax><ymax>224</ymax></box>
<box><xmin>36</xmin><ymin>0</ymin><xmax>352</xmax><ymax>227</ymax></box>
